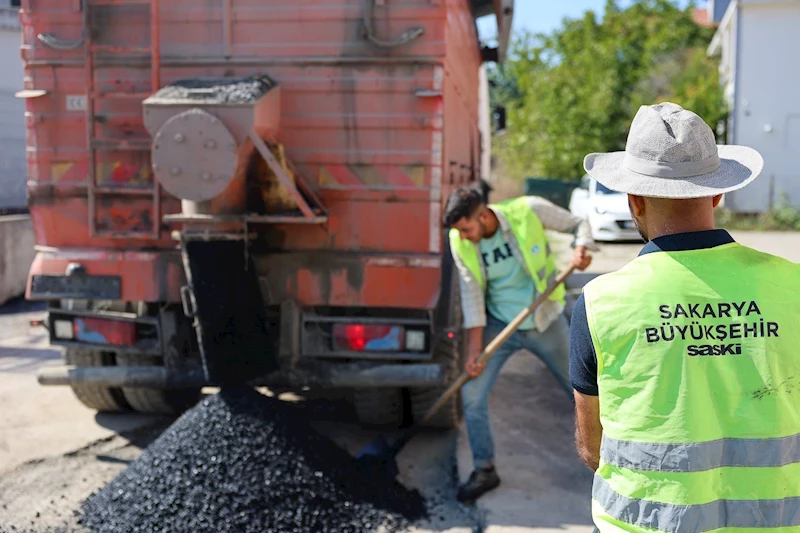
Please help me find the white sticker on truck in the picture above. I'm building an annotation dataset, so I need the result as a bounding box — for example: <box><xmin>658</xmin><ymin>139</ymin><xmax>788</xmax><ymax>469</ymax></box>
<box><xmin>66</xmin><ymin>95</ymin><xmax>87</xmax><ymax>111</ymax></box>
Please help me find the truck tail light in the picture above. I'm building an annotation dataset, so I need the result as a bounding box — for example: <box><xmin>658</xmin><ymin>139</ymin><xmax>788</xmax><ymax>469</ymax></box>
<box><xmin>332</xmin><ymin>324</ymin><xmax>404</xmax><ymax>352</ymax></box>
<box><xmin>73</xmin><ymin>317</ymin><xmax>136</xmax><ymax>347</ymax></box>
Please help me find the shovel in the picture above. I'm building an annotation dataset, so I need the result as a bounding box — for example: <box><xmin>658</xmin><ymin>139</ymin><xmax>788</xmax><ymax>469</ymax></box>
<box><xmin>355</xmin><ymin>264</ymin><xmax>577</xmax><ymax>476</ymax></box>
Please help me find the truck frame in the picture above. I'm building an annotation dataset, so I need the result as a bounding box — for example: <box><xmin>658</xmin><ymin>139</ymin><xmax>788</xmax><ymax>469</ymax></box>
<box><xmin>23</xmin><ymin>0</ymin><xmax>513</xmax><ymax>428</ymax></box>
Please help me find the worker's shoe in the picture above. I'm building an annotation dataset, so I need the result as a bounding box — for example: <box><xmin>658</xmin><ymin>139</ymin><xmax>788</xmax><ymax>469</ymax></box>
<box><xmin>456</xmin><ymin>466</ymin><xmax>500</xmax><ymax>502</ymax></box>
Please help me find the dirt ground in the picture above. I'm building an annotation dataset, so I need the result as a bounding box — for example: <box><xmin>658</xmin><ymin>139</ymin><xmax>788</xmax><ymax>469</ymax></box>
<box><xmin>2</xmin><ymin>231</ymin><xmax>798</xmax><ymax>532</ymax></box>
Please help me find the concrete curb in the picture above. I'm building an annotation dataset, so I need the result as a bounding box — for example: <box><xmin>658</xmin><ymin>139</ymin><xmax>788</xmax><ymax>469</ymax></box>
<box><xmin>0</xmin><ymin>214</ymin><xmax>35</xmax><ymax>305</ymax></box>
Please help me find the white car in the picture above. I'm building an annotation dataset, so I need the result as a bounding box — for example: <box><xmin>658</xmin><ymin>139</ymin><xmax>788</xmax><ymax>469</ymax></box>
<box><xmin>569</xmin><ymin>175</ymin><xmax>641</xmax><ymax>242</ymax></box>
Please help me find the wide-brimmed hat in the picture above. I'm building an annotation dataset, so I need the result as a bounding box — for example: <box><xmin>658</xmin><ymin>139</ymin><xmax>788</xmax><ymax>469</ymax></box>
<box><xmin>583</xmin><ymin>102</ymin><xmax>763</xmax><ymax>199</ymax></box>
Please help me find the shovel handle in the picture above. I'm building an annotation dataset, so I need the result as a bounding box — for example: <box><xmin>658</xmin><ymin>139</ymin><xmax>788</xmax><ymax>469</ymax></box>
<box><xmin>418</xmin><ymin>264</ymin><xmax>577</xmax><ymax>426</ymax></box>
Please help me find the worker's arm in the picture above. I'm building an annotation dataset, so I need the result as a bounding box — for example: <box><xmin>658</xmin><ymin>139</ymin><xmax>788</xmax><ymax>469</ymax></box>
<box><xmin>569</xmin><ymin>294</ymin><xmax>602</xmax><ymax>471</ymax></box>
<box><xmin>574</xmin><ymin>391</ymin><xmax>602</xmax><ymax>471</ymax></box>
<box><xmin>524</xmin><ymin>196</ymin><xmax>600</xmax><ymax>252</ymax></box>
<box><xmin>450</xmin><ymin>243</ymin><xmax>488</xmax><ymax>377</ymax></box>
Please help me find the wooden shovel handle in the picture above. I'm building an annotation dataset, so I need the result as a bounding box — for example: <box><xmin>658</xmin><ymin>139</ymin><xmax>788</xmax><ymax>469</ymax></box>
<box><xmin>419</xmin><ymin>264</ymin><xmax>577</xmax><ymax>426</ymax></box>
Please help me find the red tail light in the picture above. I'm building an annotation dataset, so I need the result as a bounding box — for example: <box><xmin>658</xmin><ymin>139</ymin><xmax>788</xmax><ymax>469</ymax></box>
<box><xmin>332</xmin><ymin>324</ymin><xmax>403</xmax><ymax>352</ymax></box>
<box><xmin>73</xmin><ymin>317</ymin><xmax>136</xmax><ymax>347</ymax></box>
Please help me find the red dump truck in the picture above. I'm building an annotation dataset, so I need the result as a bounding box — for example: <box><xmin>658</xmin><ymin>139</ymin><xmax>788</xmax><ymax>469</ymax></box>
<box><xmin>23</xmin><ymin>0</ymin><xmax>513</xmax><ymax>429</ymax></box>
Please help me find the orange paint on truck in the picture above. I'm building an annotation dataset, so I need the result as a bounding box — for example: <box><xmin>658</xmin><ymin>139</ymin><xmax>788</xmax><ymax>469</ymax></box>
<box><xmin>22</xmin><ymin>0</ymin><xmax>502</xmax><ymax>309</ymax></box>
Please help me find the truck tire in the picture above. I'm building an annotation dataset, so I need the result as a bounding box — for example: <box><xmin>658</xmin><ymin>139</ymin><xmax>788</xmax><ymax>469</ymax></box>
<box><xmin>353</xmin><ymin>388</ymin><xmax>404</xmax><ymax>427</ymax></box>
<box><xmin>409</xmin><ymin>333</ymin><xmax>464</xmax><ymax>429</ymax></box>
<box><xmin>410</xmin><ymin>272</ymin><xmax>466</xmax><ymax>429</ymax></box>
<box><xmin>63</xmin><ymin>348</ymin><xmax>130</xmax><ymax>413</ymax></box>
<box><xmin>116</xmin><ymin>354</ymin><xmax>201</xmax><ymax>415</ymax></box>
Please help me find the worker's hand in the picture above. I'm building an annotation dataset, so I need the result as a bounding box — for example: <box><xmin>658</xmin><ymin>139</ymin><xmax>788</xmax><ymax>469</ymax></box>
<box><xmin>572</xmin><ymin>245</ymin><xmax>592</xmax><ymax>271</ymax></box>
<box><xmin>465</xmin><ymin>349</ymin><xmax>486</xmax><ymax>378</ymax></box>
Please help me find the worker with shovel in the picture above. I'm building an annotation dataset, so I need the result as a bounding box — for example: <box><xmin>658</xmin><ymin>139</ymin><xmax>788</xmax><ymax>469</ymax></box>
<box><xmin>571</xmin><ymin>102</ymin><xmax>800</xmax><ymax>532</ymax></box>
<box><xmin>444</xmin><ymin>186</ymin><xmax>598</xmax><ymax>502</ymax></box>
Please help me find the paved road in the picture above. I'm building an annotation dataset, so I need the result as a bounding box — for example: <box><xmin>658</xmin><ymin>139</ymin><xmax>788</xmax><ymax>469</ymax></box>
<box><xmin>1</xmin><ymin>231</ymin><xmax>798</xmax><ymax>532</ymax></box>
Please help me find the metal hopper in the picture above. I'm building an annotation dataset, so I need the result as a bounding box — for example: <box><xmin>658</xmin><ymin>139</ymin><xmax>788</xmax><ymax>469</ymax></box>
<box><xmin>142</xmin><ymin>75</ymin><xmax>325</xmax><ymax>229</ymax></box>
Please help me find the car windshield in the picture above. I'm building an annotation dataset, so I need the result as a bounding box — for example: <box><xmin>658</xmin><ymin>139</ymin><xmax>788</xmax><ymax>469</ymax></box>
<box><xmin>595</xmin><ymin>182</ymin><xmax>618</xmax><ymax>195</ymax></box>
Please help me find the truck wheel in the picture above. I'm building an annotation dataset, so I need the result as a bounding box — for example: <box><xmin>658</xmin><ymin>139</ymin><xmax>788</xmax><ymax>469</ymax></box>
<box><xmin>116</xmin><ymin>354</ymin><xmax>201</xmax><ymax>415</ymax></box>
<box><xmin>409</xmin><ymin>334</ymin><xmax>464</xmax><ymax>429</ymax></box>
<box><xmin>410</xmin><ymin>251</ymin><xmax>466</xmax><ymax>430</ymax></box>
<box><xmin>63</xmin><ymin>348</ymin><xmax>130</xmax><ymax>413</ymax></box>
<box><xmin>353</xmin><ymin>388</ymin><xmax>404</xmax><ymax>427</ymax></box>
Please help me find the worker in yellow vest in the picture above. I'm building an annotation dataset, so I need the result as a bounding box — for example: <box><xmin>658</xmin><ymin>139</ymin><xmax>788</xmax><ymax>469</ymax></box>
<box><xmin>571</xmin><ymin>101</ymin><xmax>800</xmax><ymax>532</ymax></box>
<box><xmin>444</xmin><ymin>183</ymin><xmax>598</xmax><ymax>502</ymax></box>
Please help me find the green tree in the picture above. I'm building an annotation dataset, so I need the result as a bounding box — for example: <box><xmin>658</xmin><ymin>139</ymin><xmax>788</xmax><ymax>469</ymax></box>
<box><xmin>492</xmin><ymin>0</ymin><xmax>726</xmax><ymax>181</ymax></box>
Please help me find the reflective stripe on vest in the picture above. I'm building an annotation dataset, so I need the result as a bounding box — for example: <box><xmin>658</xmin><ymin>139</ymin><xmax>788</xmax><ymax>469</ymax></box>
<box><xmin>583</xmin><ymin>243</ymin><xmax>800</xmax><ymax>533</ymax></box>
<box><xmin>594</xmin><ymin>476</ymin><xmax>800</xmax><ymax>532</ymax></box>
<box><xmin>602</xmin><ymin>431</ymin><xmax>800</xmax><ymax>472</ymax></box>
<box><xmin>448</xmin><ymin>197</ymin><xmax>565</xmax><ymax>306</ymax></box>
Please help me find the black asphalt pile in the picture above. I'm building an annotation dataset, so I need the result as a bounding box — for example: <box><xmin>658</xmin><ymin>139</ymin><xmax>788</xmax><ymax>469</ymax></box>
<box><xmin>79</xmin><ymin>387</ymin><xmax>427</xmax><ymax>533</ymax></box>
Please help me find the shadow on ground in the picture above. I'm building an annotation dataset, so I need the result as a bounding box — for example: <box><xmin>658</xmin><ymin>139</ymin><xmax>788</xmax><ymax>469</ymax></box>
<box><xmin>0</xmin><ymin>297</ymin><xmax>46</xmax><ymax>316</ymax></box>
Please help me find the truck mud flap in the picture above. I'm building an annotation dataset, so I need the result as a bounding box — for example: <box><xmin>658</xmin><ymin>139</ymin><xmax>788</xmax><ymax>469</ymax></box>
<box><xmin>181</xmin><ymin>240</ymin><xmax>278</xmax><ymax>385</ymax></box>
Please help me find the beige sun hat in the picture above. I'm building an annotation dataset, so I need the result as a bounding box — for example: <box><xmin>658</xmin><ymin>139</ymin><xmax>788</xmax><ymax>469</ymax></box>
<box><xmin>583</xmin><ymin>102</ymin><xmax>764</xmax><ymax>199</ymax></box>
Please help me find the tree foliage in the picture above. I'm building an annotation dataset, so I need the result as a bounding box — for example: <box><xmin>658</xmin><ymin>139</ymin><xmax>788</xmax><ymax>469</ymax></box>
<box><xmin>491</xmin><ymin>0</ymin><xmax>727</xmax><ymax>181</ymax></box>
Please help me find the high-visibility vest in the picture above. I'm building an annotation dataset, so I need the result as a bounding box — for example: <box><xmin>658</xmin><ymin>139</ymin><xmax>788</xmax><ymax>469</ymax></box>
<box><xmin>583</xmin><ymin>242</ymin><xmax>800</xmax><ymax>533</ymax></box>
<box><xmin>449</xmin><ymin>197</ymin><xmax>566</xmax><ymax>307</ymax></box>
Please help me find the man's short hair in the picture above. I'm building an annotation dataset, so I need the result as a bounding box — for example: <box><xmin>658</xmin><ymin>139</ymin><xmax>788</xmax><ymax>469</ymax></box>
<box><xmin>443</xmin><ymin>187</ymin><xmax>485</xmax><ymax>227</ymax></box>
<box><xmin>477</xmin><ymin>179</ymin><xmax>493</xmax><ymax>203</ymax></box>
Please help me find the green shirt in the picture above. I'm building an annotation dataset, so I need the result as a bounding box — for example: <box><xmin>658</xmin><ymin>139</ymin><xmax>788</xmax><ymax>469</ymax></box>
<box><xmin>479</xmin><ymin>228</ymin><xmax>537</xmax><ymax>330</ymax></box>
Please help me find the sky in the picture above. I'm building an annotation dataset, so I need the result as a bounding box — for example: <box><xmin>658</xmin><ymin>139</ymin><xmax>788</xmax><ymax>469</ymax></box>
<box><xmin>478</xmin><ymin>0</ymin><xmax>700</xmax><ymax>41</ymax></box>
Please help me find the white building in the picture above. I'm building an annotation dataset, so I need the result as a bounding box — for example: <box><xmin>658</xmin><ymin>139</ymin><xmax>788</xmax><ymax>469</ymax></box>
<box><xmin>0</xmin><ymin>0</ymin><xmax>25</xmax><ymax>211</ymax></box>
<box><xmin>708</xmin><ymin>0</ymin><xmax>800</xmax><ymax>213</ymax></box>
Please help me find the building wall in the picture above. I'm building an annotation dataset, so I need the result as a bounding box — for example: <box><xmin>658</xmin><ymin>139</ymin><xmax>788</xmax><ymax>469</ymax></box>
<box><xmin>725</xmin><ymin>1</ymin><xmax>800</xmax><ymax>212</ymax></box>
<box><xmin>0</xmin><ymin>5</ymin><xmax>25</xmax><ymax>211</ymax></box>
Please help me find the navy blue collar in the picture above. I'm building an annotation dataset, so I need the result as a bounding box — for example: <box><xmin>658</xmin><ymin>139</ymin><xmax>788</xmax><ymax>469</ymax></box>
<box><xmin>639</xmin><ymin>229</ymin><xmax>735</xmax><ymax>256</ymax></box>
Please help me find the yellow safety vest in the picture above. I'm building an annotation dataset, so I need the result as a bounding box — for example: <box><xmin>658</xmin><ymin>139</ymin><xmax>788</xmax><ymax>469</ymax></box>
<box><xmin>448</xmin><ymin>197</ymin><xmax>566</xmax><ymax>307</ymax></box>
<box><xmin>583</xmin><ymin>242</ymin><xmax>800</xmax><ymax>533</ymax></box>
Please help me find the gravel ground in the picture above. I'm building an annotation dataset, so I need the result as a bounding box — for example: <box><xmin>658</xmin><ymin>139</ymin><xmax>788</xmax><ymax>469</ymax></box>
<box><xmin>0</xmin><ymin>423</ymin><xmax>169</xmax><ymax>533</ymax></box>
<box><xmin>79</xmin><ymin>388</ymin><xmax>427</xmax><ymax>533</ymax></box>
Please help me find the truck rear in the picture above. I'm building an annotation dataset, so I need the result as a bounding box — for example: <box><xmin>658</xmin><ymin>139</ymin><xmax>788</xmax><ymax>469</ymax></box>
<box><xmin>22</xmin><ymin>0</ymin><xmax>513</xmax><ymax>428</ymax></box>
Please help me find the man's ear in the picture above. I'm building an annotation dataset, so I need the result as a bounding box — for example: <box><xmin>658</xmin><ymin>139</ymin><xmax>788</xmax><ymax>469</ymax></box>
<box><xmin>628</xmin><ymin>194</ymin><xmax>645</xmax><ymax>217</ymax></box>
<box><xmin>712</xmin><ymin>194</ymin><xmax>723</xmax><ymax>208</ymax></box>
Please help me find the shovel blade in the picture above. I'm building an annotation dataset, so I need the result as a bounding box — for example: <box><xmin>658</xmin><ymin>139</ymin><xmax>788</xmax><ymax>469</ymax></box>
<box><xmin>355</xmin><ymin>434</ymin><xmax>391</xmax><ymax>459</ymax></box>
<box><xmin>354</xmin><ymin>440</ymin><xmax>399</xmax><ymax>480</ymax></box>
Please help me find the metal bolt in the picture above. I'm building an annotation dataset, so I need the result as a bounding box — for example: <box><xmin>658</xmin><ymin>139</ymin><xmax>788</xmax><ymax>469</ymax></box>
<box><xmin>201</xmin><ymin>172</ymin><xmax>211</xmax><ymax>181</ymax></box>
<box><xmin>174</xmin><ymin>133</ymin><xmax>185</xmax><ymax>143</ymax></box>
<box><xmin>205</xmin><ymin>139</ymin><xmax>217</xmax><ymax>149</ymax></box>
<box><xmin>171</xmin><ymin>167</ymin><xmax>181</xmax><ymax>176</ymax></box>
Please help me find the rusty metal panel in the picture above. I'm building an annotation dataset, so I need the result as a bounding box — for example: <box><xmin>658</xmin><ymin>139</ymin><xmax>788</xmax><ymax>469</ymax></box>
<box><xmin>257</xmin><ymin>252</ymin><xmax>442</xmax><ymax>309</ymax></box>
<box><xmin>27</xmin><ymin>195</ymin><xmax>180</xmax><ymax>249</ymax></box>
<box><xmin>26</xmin><ymin>248</ymin><xmax>185</xmax><ymax>303</ymax></box>
<box><xmin>21</xmin><ymin>0</ymin><xmax>485</xmax><ymax>309</ymax></box>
